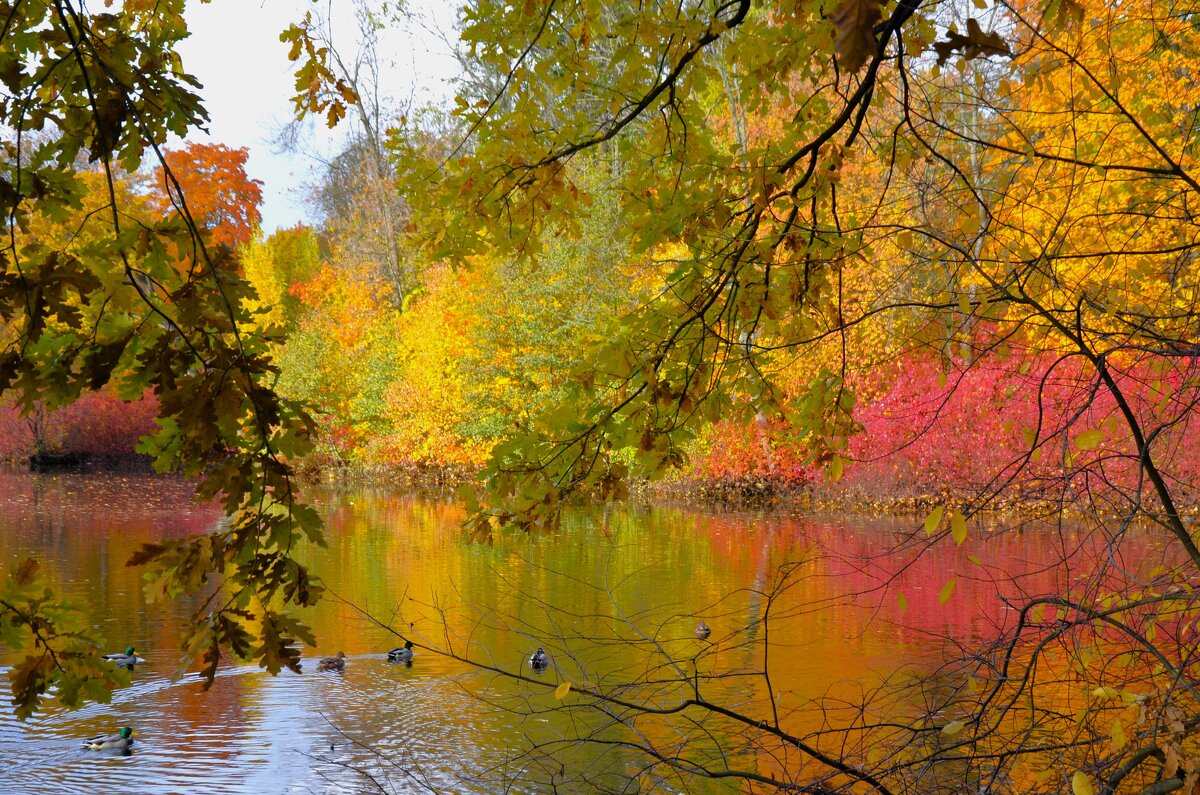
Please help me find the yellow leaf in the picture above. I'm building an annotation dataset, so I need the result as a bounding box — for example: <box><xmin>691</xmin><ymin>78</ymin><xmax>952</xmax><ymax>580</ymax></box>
<box><xmin>897</xmin><ymin>592</ymin><xmax>908</xmax><ymax>614</ymax></box>
<box><xmin>1111</xmin><ymin>718</ymin><xmax>1126</xmax><ymax>751</ymax></box>
<box><xmin>939</xmin><ymin>578</ymin><xmax>957</xmax><ymax>605</ymax></box>
<box><xmin>1074</xmin><ymin>429</ymin><xmax>1104</xmax><ymax>450</ymax></box>
<box><xmin>554</xmin><ymin>680</ymin><xmax>572</xmax><ymax>700</ymax></box>
<box><xmin>924</xmin><ymin>505</ymin><xmax>944</xmax><ymax>536</ymax></box>
<box><xmin>830</xmin><ymin>455</ymin><xmax>844</xmax><ymax>483</ymax></box>
<box><xmin>1092</xmin><ymin>686</ymin><xmax>1120</xmax><ymax>701</ymax></box>
<box><xmin>1034</xmin><ymin>770</ymin><xmax>1054</xmax><ymax>784</ymax></box>
<box><xmin>1072</xmin><ymin>771</ymin><xmax>1094</xmax><ymax>795</ymax></box>
<box><xmin>950</xmin><ymin>509</ymin><xmax>967</xmax><ymax>545</ymax></box>
<box><xmin>941</xmin><ymin>719</ymin><xmax>965</xmax><ymax>736</ymax></box>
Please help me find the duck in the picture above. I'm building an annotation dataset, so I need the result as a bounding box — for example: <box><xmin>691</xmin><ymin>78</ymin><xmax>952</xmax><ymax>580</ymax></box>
<box><xmin>529</xmin><ymin>648</ymin><xmax>549</xmax><ymax>670</ymax></box>
<box><xmin>387</xmin><ymin>640</ymin><xmax>415</xmax><ymax>663</ymax></box>
<box><xmin>102</xmin><ymin>646</ymin><xmax>146</xmax><ymax>670</ymax></box>
<box><xmin>316</xmin><ymin>651</ymin><xmax>347</xmax><ymax>672</ymax></box>
<box><xmin>695</xmin><ymin>620</ymin><xmax>711</xmax><ymax>640</ymax></box>
<box><xmin>83</xmin><ymin>726</ymin><xmax>134</xmax><ymax>751</ymax></box>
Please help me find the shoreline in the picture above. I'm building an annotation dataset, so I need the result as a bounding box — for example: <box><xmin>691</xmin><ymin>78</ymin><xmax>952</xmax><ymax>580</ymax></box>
<box><xmin>7</xmin><ymin>455</ymin><xmax>1196</xmax><ymax>520</ymax></box>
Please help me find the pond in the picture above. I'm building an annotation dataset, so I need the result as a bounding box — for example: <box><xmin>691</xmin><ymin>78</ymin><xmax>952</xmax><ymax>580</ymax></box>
<box><xmin>0</xmin><ymin>472</ymin><xmax>1168</xmax><ymax>793</ymax></box>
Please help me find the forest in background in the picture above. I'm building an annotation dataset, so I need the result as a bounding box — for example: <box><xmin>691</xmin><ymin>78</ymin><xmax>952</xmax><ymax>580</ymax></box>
<box><xmin>7</xmin><ymin>57</ymin><xmax>1198</xmax><ymax>506</ymax></box>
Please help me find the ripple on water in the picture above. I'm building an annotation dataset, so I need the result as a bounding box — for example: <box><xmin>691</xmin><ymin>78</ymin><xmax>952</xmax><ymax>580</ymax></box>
<box><xmin>0</xmin><ymin>655</ymin><xmax>523</xmax><ymax>795</ymax></box>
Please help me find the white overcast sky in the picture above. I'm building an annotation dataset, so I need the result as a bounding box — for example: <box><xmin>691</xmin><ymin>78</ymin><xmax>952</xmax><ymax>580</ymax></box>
<box><xmin>175</xmin><ymin>0</ymin><xmax>461</xmax><ymax>231</ymax></box>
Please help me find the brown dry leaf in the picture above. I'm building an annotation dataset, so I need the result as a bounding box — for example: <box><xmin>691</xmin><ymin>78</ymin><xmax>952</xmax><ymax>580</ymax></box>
<box><xmin>829</xmin><ymin>0</ymin><xmax>883</xmax><ymax>73</ymax></box>
<box><xmin>933</xmin><ymin>18</ymin><xmax>1011</xmax><ymax>65</ymax></box>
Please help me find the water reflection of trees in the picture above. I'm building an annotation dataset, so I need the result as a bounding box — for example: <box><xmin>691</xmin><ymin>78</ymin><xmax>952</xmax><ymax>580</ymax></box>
<box><xmin>313</xmin><ymin>502</ymin><xmax>1178</xmax><ymax>794</ymax></box>
<box><xmin>3</xmin><ymin>479</ymin><xmax>1194</xmax><ymax>793</ymax></box>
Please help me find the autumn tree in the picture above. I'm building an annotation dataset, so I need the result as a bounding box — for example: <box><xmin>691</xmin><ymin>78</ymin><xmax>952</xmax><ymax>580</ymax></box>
<box><xmin>152</xmin><ymin>142</ymin><xmax>263</xmax><ymax>249</ymax></box>
<box><xmin>281</xmin><ymin>0</ymin><xmax>414</xmax><ymax>305</ymax></box>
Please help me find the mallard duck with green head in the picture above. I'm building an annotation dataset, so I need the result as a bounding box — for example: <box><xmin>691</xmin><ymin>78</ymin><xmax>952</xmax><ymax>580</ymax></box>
<box><xmin>387</xmin><ymin>640</ymin><xmax>415</xmax><ymax>663</ymax></box>
<box><xmin>102</xmin><ymin>647</ymin><xmax>146</xmax><ymax>670</ymax></box>
<box><xmin>83</xmin><ymin>727</ymin><xmax>134</xmax><ymax>751</ymax></box>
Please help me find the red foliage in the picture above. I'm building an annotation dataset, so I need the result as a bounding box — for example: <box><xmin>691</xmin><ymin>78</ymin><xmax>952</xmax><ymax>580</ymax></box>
<box><xmin>57</xmin><ymin>389</ymin><xmax>161</xmax><ymax>457</ymax></box>
<box><xmin>0</xmin><ymin>389</ymin><xmax>159</xmax><ymax>461</ymax></box>
<box><xmin>844</xmin><ymin>352</ymin><xmax>1200</xmax><ymax>501</ymax></box>
<box><xmin>153</xmin><ymin>143</ymin><xmax>263</xmax><ymax>248</ymax></box>
<box><xmin>692</xmin><ymin>349</ymin><xmax>1200</xmax><ymax>502</ymax></box>
<box><xmin>692</xmin><ymin>415</ymin><xmax>815</xmax><ymax>486</ymax></box>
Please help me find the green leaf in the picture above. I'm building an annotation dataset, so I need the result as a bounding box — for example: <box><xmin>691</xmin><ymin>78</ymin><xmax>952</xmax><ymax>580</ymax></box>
<box><xmin>1074</xmin><ymin>429</ymin><xmax>1103</xmax><ymax>450</ymax></box>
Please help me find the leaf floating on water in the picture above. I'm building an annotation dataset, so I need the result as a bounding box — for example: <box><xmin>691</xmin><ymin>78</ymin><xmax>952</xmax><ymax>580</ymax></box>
<box><xmin>554</xmin><ymin>680</ymin><xmax>572</xmax><ymax>700</ymax></box>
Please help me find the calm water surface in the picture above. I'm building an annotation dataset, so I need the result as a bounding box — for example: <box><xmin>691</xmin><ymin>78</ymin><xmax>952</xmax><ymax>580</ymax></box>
<box><xmin>0</xmin><ymin>472</ymin><xmax>1171</xmax><ymax>793</ymax></box>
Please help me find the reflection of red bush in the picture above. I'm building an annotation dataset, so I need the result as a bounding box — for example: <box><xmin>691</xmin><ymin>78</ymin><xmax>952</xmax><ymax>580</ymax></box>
<box><xmin>0</xmin><ymin>389</ymin><xmax>159</xmax><ymax>460</ymax></box>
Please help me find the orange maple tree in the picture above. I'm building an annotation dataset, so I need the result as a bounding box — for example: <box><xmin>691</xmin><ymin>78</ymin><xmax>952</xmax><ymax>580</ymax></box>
<box><xmin>152</xmin><ymin>142</ymin><xmax>263</xmax><ymax>249</ymax></box>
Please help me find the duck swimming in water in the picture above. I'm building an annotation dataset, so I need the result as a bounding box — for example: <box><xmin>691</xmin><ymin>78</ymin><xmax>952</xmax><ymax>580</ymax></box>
<box><xmin>316</xmin><ymin>651</ymin><xmax>347</xmax><ymax>672</ymax></box>
<box><xmin>387</xmin><ymin>640</ymin><xmax>415</xmax><ymax>663</ymax></box>
<box><xmin>529</xmin><ymin>648</ymin><xmax>549</xmax><ymax>670</ymax></box>
<box><xmin>695</xmin><ymin>620</ymin><xmax>711</xmax><ymax>640</ymax></box>
<box><xmin>102</xmin><ymin>647</ymin><xmax>146</xmax><ymax>670</ymax></box>
<box><xmin>83</xmin><ymin>727</ymin><xmax>134</xmax><ymax>751</ymax></box>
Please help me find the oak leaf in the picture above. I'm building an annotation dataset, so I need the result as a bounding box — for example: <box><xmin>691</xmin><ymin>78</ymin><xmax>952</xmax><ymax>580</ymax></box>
<box><xmin>829</xmin><ymin>0</ymin><xmax>883</xmax><ymax>73</ymax></box>
<box><xmin>933</xmin><ymin>19</ymin><xmax>1010</xmax><ymax>66</ymax></box>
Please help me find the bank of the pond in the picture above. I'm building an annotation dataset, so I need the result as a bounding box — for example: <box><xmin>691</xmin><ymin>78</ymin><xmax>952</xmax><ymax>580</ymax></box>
<box><xmin>292</xmin><ymin>461</ymin><xmax>1200</xmax><ymax>522</ymax></box>
<box><xmin>10</xmin><ymin>442</ymin><xmax>1197</xmax><ymax>522</ymax></box>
